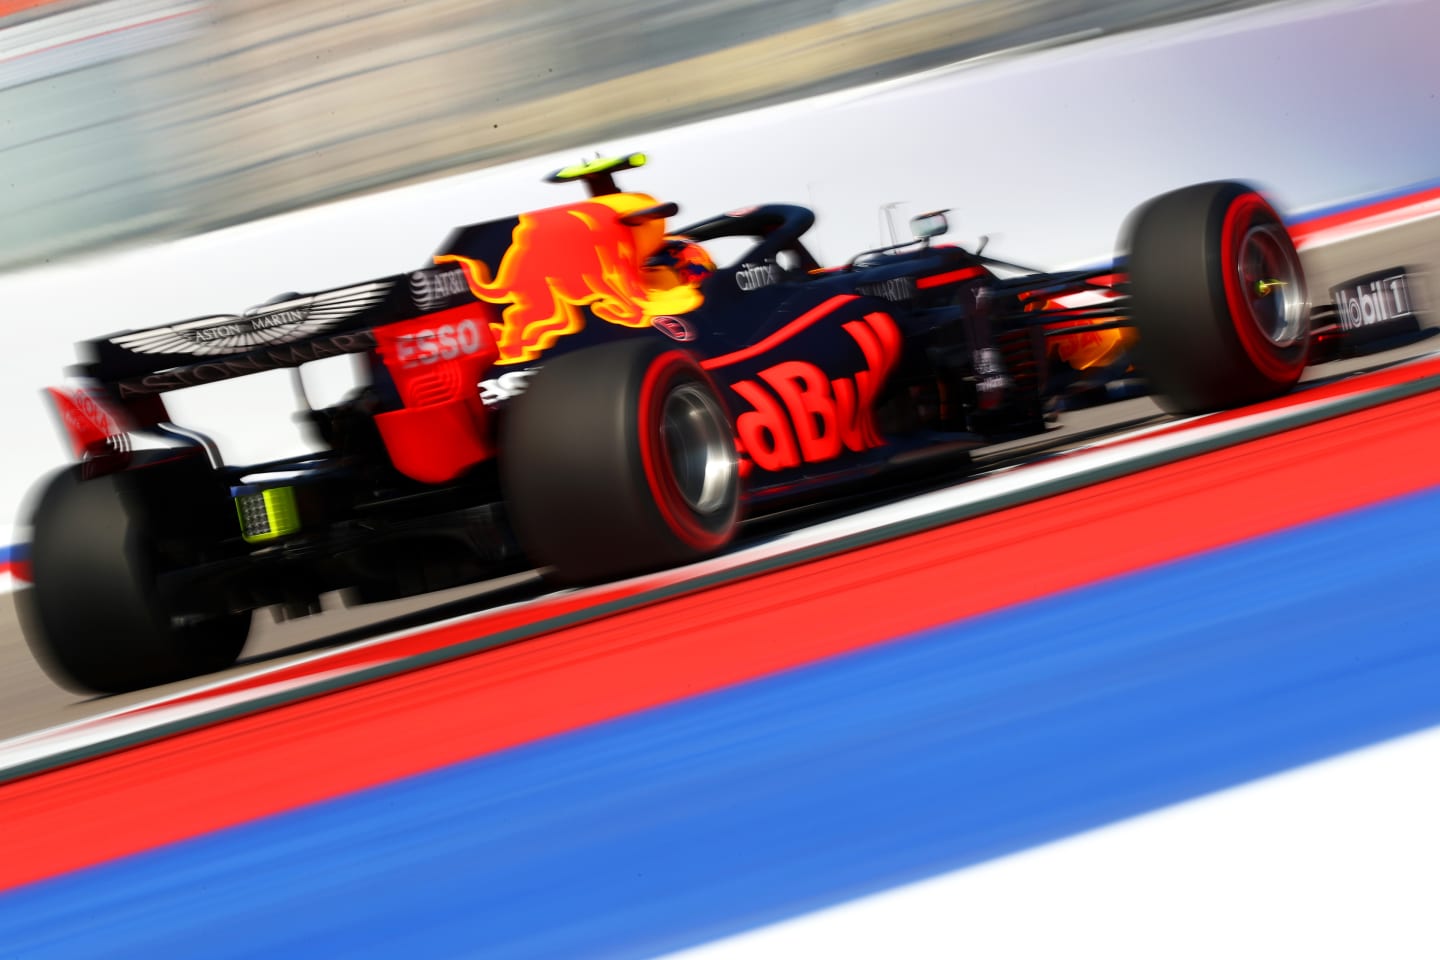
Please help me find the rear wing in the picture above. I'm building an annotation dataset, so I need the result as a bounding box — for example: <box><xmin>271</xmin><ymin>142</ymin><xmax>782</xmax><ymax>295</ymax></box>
<box><xmin>80</xmin><ymin>262</ymin><xmax>476</xmax><ymax>398</ymax></box>
<box><xmin>56</xmin><ymin>261</ymin><xmax>504</xmax><ymax>481</ymax></box>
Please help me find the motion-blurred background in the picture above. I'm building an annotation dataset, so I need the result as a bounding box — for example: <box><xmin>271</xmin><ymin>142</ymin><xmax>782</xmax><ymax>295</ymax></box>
<box><xmin>2</xmin><ymin>0</ymin><xmax>1260</xmax><ymax>270</ymax></box>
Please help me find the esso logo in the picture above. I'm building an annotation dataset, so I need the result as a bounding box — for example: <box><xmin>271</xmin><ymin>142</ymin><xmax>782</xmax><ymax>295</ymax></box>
<box><xmin>395</xmin><ymin>319</ymin><xmax>486</xmax><ymax>368</ymax></box>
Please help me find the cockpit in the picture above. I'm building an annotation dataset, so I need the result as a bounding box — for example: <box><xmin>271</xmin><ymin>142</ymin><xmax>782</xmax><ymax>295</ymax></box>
<box><xmin>674</xmin><ymin>204</ymin><xmax>823</xmax><ymax>276</ymax></box>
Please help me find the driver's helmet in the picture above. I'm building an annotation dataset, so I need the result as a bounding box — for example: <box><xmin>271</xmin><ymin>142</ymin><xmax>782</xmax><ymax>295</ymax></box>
<box><xmin>643</xmin><ymin>236</ymin><xmax>715</xmax><ymax>291</ymax></box>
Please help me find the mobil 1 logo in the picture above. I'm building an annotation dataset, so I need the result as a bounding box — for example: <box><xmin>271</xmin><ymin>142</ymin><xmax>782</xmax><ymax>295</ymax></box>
<box><xmin>1330</xmin><ymin>266</ymin><xmax>1422</xmax><ymax>347</ymax></box>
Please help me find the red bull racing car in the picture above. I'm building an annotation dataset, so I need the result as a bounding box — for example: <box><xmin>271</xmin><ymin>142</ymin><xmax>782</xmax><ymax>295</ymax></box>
<box><xmin>22</xmin><ymin>152</ymin><xmax>1315</xmax><ymax>693</ymax></box>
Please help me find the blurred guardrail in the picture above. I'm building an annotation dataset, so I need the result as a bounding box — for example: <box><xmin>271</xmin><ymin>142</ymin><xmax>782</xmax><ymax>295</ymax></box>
<box><xmin>0</xmin><ymin>0</ymin><xmax>1262</xmax><ymax>270</ymax></box>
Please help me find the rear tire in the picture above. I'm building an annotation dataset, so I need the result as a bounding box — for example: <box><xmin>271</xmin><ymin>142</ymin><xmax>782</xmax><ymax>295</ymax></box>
<box><xmin>1124</xmin><ymin>180</ymin><xmax>1310</xmax><ymax>413</ymax></box>
<box><xmin>501</xmin><ymin>339</ymin><xmax>740</xmax><ymax>583</ymax></box>
<box><xmin>19</xmin><ymin>462</ymin><xmax>250</xmax><ymax>694</ymax></box>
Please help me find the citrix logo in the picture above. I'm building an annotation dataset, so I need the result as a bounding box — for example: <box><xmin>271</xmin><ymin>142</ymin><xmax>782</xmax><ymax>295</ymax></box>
<box><xmin>736</xmin><ymin>262</ymin><xmax>782</xmax><ymax>291</ymax></box>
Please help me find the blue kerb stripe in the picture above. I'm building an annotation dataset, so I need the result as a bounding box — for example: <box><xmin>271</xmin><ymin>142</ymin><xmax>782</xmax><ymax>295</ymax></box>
<box><xmin>3</xmin><ymin>482</ymin><xmax>1439</xmax><ymax>959</ymax></box>
<box><xmin>1288</xmin><ymin>174</ymin><xmax>1440</xmax><ymax>225</ymax></box>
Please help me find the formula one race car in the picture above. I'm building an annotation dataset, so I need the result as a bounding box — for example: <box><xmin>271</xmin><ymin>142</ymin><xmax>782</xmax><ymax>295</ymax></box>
<box><xmin>21</xmin><ymin>152</ymin><xmax>1313</xmax><ymax>692</ymax></box>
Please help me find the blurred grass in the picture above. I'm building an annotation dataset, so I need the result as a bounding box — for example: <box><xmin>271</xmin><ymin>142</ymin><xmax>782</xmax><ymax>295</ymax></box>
<box><xmin>1</xmin><ymin>0</ymin><xmax>1267</xmax><ymax>268</ymax></box>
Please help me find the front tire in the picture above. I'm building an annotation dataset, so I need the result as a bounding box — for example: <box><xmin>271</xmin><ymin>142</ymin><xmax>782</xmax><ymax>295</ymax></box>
<box><xmin>501</xmin><ymin>338</ymin><xmax>740</xmax><ymax>584</ymax></box>
<box><xmin>19</xmin><ymin>462</ymin><xmax>251</xmax><ymax>694</ymax></box>
<box><xmin>1124</xmin><ymin>180</ymin><xmax>1310</xmax><ymax>413</ymax></box>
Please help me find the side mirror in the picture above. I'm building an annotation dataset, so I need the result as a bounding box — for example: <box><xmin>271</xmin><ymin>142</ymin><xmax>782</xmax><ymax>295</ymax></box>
<box><xmin>911</xmin><ymin>209</ymin><xmax>950</xmax><ymax>241</ymax></box>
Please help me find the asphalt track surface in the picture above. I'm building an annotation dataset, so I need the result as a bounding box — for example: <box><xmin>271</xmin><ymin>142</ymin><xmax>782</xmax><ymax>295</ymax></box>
<box><xmin>0</xmin><ymin>214</ymin><xmax>1436</xmax><ymax>744</ymax></box>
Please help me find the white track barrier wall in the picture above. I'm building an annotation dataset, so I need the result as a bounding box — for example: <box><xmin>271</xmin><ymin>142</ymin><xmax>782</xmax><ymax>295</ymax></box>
<box><xmin>2</xmin><ymin>0</ymin><xmax>1437</xmax><ymax>547</ymax></box>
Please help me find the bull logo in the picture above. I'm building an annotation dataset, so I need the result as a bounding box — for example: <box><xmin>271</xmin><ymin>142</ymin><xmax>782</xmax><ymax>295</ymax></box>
<box><xmin>436</xmin><ymin>198</ymin><xmax>703</xmax><ymax>365</ymax></box>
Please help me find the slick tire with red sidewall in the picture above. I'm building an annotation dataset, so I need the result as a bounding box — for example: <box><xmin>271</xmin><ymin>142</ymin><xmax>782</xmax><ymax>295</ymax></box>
<box><xmin>18</xmin><ymin>461</ymin><xmax>251</xmax><ymax>694</ymax></box>
<box><xmin>501</xmin><ymin>338</ymin><xmax>740</xmax><ymax>584</ymax></box>
<box><xmin>1124</xmin><ymin>180</ymin><xmax>1310</xmax><ymax>414</ymax></box>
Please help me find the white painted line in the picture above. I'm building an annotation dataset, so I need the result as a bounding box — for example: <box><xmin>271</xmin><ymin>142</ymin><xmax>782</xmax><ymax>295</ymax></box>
<box><xmin>666</xmin><ymin>724</ymin><xmax>1440</xmax><ymax>960</ymax></box>
<box><xmin>0</xmin><ymin>669</ymin><xmax>355</xmax><ymax>775</ymax></box>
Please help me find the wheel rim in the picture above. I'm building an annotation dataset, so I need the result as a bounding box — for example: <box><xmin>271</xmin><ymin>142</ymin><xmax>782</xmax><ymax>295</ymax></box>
<box><xmin>660</xmin><ymin>383</ymin><xmax>735</xmax><ymax>516</ymax></box>
<box><xmin>1236</xmin><ymin>223</ymin><xmax>1308</xmax><ymax>349</ymax></box>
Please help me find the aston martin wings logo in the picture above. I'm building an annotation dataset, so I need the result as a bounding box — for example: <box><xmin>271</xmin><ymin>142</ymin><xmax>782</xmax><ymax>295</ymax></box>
<box><xmin>110</xmin><ymin>280</ymin><xmax>393</xmax><ymax>356</ymax></box>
